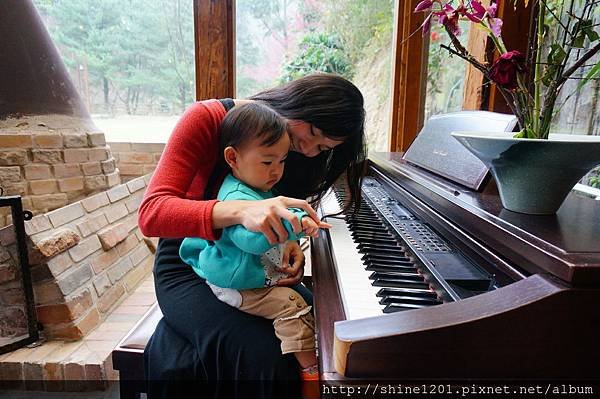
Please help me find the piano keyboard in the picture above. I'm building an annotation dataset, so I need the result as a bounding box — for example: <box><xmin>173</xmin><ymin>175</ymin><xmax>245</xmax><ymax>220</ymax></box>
<box><xmin>320</xmin><ymin>189</ymin><xmax>443</xmax><ymax>320</ymax></box>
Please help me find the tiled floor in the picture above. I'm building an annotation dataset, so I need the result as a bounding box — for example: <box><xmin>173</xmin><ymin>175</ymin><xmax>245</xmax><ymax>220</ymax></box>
<box><xmin>0</xmin><ymin>275</ymin><xmax>156</xmax><ymax>395</ymax></box>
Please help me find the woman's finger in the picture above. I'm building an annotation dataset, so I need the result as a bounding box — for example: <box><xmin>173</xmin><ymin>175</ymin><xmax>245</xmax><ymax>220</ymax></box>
<box><xmin>278</xmin><ymin>208</ymin><xmax>302</xmax><ymax>233</ymax></box>
<box><xmin>267</xmin><ymin>214</ymin><xmax>289</xmax><ymax>243</ymax></box>
<box><xmin>259</xmin><ymin>220</ymin><xmax>279</xmax><ymax>245</ymax></box>
<box><xmin>279</xmin><ymin>197</ymin><xmax>320</xmax><ymax>223</ymax></box>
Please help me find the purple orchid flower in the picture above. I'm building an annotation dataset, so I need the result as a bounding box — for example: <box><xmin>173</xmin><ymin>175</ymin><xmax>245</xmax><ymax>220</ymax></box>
<box><xmin>466</xmin><ymin>0</ymin><xmax>503</xmax><ymax>37</ymax></box>
<box><xmin>414</xmin><ymin>0</ymin><xmax>434</xmax><ymax>12</ymax></box>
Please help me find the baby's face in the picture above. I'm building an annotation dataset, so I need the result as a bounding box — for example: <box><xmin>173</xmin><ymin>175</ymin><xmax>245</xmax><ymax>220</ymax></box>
<box><xmin>232</xmin><ymin>133</ymin><xmax>290</xmax><ymax>192</ymax></box>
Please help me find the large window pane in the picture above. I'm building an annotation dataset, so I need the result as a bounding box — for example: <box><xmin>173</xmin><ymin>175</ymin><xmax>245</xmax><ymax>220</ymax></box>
<box><xmin>33</xmin><ymin>0</ymin><xmax>195</xmax><ymax>143</ymax></box>
<box><xmin>545</xmin><ymin>0</ymin><xmax>600</xmax><ymax>190</ymax></box>
<box><xmin>424</xmin><ymin>21</ymin><xmax>469</xmax><ymax>121</ymax></box>
<box><xmin>236</xmin><ymin>0</ymin><xmax>395</xmax><ymax>152</ymax></box>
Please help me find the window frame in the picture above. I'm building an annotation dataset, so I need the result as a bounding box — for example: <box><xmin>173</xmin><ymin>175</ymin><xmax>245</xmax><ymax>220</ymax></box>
<box><xmin>192</xmin><ymin>0</ymin><xmax>532</xmax><ymax>150</ymax></box>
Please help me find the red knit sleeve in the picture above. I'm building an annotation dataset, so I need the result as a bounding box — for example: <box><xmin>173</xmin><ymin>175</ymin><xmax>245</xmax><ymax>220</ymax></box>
<box><xmin>138</xmin><ymin>100</ymin><xmax>226</xmax><ymax>239</ymax></box>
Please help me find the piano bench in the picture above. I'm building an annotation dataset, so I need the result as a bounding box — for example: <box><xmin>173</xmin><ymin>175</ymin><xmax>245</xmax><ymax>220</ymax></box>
<box><xmin>112</xmin><ymin>303</ymin><xmax>163</xmax><ymax>399</ymax></box>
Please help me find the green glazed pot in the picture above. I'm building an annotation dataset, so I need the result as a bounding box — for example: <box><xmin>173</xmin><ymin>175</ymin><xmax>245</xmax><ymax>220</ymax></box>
<box><xmin>451</xmin><ymin>131</ymin><xmax>600</xmax><ymax>214</ymax></box>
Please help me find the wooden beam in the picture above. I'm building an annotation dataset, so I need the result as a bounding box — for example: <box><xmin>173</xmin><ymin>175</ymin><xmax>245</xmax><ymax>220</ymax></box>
<box><xmin>193</xmin><ymin>0</ymin><xmax>235</xmax><ymax>100</ymax></box>
<box><xmin>487</xmin><ymin>1</ymin><xmax>533</xmax><ymax>114</ymax></box>
<box><xmin>389</xmin><ymin>0</ymin><xmax>427</xmax><ymax>152</ymax></box>
<box><xmin>463</xmin><ymin>1</ymin><xmax>533</xmax><ymax>113</ymax></box>
<box><xmin>462</xmin><ymin>0</ymin><xmax>492</xmax><ymax>111</ymax></box>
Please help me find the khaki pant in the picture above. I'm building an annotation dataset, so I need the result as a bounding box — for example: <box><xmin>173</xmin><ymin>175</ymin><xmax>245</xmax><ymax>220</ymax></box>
<box><xmin>239</xmin><ymin>287</ymin><xmax>316</xmax><ymax>355</ymax></box>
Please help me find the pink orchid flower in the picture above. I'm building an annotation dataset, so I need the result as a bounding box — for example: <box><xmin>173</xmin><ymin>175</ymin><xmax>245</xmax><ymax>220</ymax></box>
<box><xmin>466</xmin><ymin>0</ymin><xmax>503</xmax><ymax>37</ymax></box>
<box><xmin>439</xmin><ymin>3</ymin><xmax>462</xmax><ymax>36</ymax></box>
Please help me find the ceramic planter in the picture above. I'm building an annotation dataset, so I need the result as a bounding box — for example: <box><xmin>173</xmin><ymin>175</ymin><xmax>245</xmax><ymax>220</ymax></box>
<box><xmin>451</xmin><ymin>131</ymin><xmax>600</xmax><ymax>214</ymax></box>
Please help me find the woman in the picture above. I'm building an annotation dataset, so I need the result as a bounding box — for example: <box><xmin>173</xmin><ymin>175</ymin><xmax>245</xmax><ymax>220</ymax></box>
<box><xmin>139</xmin><ymin>73</ymin><xmax>366</xmax><ymax>398</ymax></box>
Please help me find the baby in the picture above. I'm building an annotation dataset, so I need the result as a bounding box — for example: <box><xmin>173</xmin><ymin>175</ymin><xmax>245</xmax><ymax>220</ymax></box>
<box><xmin>179</xmin><ymin>102</ymin><xmax>329</xmax><ymax>384</ymax></box>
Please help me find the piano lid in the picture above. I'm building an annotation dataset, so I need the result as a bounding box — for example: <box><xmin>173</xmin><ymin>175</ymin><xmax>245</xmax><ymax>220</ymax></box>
<box><xmin>370</xmin><ymin>152</ymin><xmax>600</xmax><ymax>287</ymax></box>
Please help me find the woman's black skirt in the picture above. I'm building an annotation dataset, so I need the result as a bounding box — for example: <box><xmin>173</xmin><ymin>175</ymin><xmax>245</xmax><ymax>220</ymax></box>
<box><xmin>144</xmin><ymin>238</ymin><xmax>313</xmax><ymax>398</ymax></box>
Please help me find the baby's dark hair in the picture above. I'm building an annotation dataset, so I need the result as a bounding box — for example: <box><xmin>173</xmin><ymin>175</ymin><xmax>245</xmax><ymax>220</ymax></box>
<box><xmin>219</xmin><ymin>102</ymin><xmax>287</xmax><ymax>152</ymax></box>
<box><xmin>204</xmin><ymin>102</ymin><xmax>287</xmax><ymax>199</ymax></box>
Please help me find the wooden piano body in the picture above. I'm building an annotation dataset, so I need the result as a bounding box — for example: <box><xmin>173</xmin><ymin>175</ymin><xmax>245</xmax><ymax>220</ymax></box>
<box><xmin>311</xmin><ymin>152</ymin><xmax>600</xmax><ymax>380</ymax></box>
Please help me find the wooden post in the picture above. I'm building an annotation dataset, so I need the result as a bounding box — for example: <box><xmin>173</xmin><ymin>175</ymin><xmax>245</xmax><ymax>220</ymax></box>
<box><xmin>193</xmin><ymin>0</ymin><xmax>236</xmax><ymax>100</ymax></box>
<box><xmin>389</xmin><ymin>0</ymin><xmax>427</xmax><ymax>152</ymax></box>
<box><xmin>462</xmin><ymin>1</ymin><xmax>533</xmax><ymax>113</ymax></box>
<box><xmin>487</xmin><ymin>1</ymin><xmax>533</xmax><ymax>114</ymax></box>
<box><xmin>462</xmin><ymin>0</ymin><xmax>492</xmax><ymax>111</ymax></box>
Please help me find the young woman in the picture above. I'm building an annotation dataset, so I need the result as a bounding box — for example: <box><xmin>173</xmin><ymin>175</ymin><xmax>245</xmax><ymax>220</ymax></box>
<box><xmin>138</xmin><ymin>73</ymin><xmax>366</xmax><ymax>399</ymax></box>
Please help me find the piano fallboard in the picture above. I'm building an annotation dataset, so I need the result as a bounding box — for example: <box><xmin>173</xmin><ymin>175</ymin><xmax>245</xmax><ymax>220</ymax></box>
<box><xmin>311</xmin><ymin>153</ymin><xmax>600</xmax><ymax>380</ymax></box>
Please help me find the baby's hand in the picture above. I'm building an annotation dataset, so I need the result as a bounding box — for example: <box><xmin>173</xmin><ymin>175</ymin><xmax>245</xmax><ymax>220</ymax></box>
<box><xmin>301</xmin><ymin>216</ymin><xmax>332</xmax><ymax>237</ymax></box>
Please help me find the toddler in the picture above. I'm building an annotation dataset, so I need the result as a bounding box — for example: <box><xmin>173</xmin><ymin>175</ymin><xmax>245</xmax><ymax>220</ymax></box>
<box><xmin>179</xmin><ymin>102</ymin><xmax>329</xmax><ymax>384</ymax></box>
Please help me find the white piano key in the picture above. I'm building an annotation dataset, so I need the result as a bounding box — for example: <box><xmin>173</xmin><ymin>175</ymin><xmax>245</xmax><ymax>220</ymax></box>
<box><xmin>320</xmin><ymin>193</ymin><xmax>384</xmax><ymax>320</ymax></box>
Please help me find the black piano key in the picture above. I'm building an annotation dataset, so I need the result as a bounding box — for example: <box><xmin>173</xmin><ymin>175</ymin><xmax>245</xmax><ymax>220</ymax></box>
<box><xmin>357</xmin><ymin>238</ymin><xmax>399</xmax><ymax>247</ymax></box>
<box><xmin>351</xmin><ymin>228</ymin><xmax>393</xmax><ymax>235</ymax></box>
<box><xmin>361</xmin><ymin>250</ymin><xmax>409</xmax><ymax>258</ymax></box>
<box><xmin>359</xmin><ymin>250</ymin><xmax>408</xmax><ymax>259</ymax></box>
<box><xmin>364</xmin><ymin>259</ymin><xmax>415</xmax><ymax>267</ymax></box>
<box><xmin>371</xmin><ymin>277</ymin><xmax>430</xmax><ymax>290</ymax></box>
<box><xmin>379</xmin><ymin>295</ymin><xmax>442</xmax><ymax>306</ymax></box>
<box><xmin>383</xmin><ymin>303</ymin><xmax>430</xmax><ymax>313</ymax></box>
<box><xmin>362</xmin><ymin>253</ymin><xmax>412</xmax><ymax>262</ymax></box>
<box><xmin>368</xmin><ymin>271</ymin><xmax>424</xmax><ymax>282</ymax></box>
<box><xmin>352</xmin><ymin>232</ymin><xmax>396</xmax><ymax>240</ymax></box>
<box><xmin>377</xmin><ymin>287</ymin><xmax>438</xmax><ymax>298</ymax></box>
<box><xmin>356</xmin><ymin>242</ymin><xmax>405</xmax><ymax>251</ymax></box>
<box><xmin>366</xmin><ymin>264</ymin><xmax>417</xmax><ymax>273</ymax></box>
<box><xmin>349</xmin><ymin>224</ymin><xmax>388</xmax><ymax>230</ymax></box>
<box><xmin>350</xmin><ymin>229</ymin><xmax>391</xmax><ymax>237</ymax></box>
<box><xmin>349</xmin><ymin>215</ymin><xmax>377</xmax><ymax>220</ymax></box>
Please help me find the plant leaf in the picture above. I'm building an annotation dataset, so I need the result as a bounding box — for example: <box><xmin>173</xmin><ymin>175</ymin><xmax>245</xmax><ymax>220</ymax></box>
<box><xmin>548</xmin><ymin>43</ymin><xmax>566</xmax><ymax>65</ymax></box>
<box><xmin>576</xmin><ymin>62</ymin><xmax>600</xmax><ymax>92</ymax></box>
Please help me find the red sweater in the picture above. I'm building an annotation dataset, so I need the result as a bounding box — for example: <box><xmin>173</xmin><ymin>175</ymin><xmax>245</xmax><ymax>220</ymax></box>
<box><xmin>138</xmin><ymin>100</ymin><xmax>227</xmax><ymax>240</ymax></box>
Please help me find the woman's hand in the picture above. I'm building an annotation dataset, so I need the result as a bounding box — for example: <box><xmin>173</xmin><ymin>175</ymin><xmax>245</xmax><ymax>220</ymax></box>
<box><xmin>276</xmin><ymin>240</ymin><xmax>305</xmax><ymax>286</ymax></box>
<box><xmin>217</xmin><ymin>196</ymin><xmax>321</xmax><ymax>245</ymax></box>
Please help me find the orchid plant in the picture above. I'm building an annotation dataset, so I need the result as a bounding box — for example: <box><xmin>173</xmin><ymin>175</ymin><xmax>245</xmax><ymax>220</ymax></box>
<box><xmin>415</xmin><ymin>0</ymin><xmax>600</xmax><ymax>139</ymax></box>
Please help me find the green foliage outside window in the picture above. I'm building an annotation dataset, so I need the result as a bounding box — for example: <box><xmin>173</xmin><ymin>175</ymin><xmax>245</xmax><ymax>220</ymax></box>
<box><xmin>279</xmin><ymin>33</ymin><xmax>353</xmax><ymax>83</ymax></box>
<box><xmin>33</xmin><ymin>0</ymin><xmax>195</xmax><ymax>115</ymax></box>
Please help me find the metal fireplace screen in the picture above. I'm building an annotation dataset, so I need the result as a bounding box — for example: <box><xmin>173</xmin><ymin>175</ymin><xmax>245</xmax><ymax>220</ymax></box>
<box><xmin>0</xmin><ymin>193</ymin><xmax>38</xmax><ymax>354</ymax></box>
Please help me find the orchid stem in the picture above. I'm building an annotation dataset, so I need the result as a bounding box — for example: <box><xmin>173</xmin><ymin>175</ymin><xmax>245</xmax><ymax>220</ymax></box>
<box><xmin>533</xmin><ymin>0</ymin><xmax>546</xmax><ymax>138</ymax></box>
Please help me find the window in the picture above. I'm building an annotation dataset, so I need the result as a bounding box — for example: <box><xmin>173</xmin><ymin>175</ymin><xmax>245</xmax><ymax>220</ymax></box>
<box><xmin>33</xmin><ymin>0</ymin><xmax>195</xmax><ymax>143</ymax></box>
<box><xmin>424</xmin><ymin>21</ymin><xmax>470</xmax><ymax>121</ymax></box>
<box><xmin>545</xmin><ymin>0</ymin><xmax>600</xmax><ymax>190</ymax></box>
<box><xmin>235</xmin><ymin>0</ymin><xmax>395</xmax><ymax>151</ymax></box>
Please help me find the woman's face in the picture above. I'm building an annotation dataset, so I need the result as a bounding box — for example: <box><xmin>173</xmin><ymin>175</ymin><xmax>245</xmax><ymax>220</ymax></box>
<box><xmin>286</xmin><ymin>120</ymin><xmax>344</xmax><ymax>158</ymax></box>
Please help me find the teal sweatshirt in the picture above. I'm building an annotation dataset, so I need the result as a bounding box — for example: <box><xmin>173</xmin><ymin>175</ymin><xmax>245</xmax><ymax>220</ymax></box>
<box><xmin>179</xmin><ymin>174</ymin><xmax>307</xmax><ymax>290</ymax></box>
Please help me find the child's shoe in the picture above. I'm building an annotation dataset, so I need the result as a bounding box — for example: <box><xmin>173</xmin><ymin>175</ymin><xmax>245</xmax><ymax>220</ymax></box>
<box><xmin>300</xmin><ymin>365</ymin><xmax>319</xmax><ymax>399</ymax></box>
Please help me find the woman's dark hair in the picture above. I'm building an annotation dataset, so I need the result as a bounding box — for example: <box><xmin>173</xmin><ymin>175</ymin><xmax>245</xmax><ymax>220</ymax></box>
<box><xmin>204</xmin><ymin>102</ymin><xmax>287</xmax><ymax>199</ymax></box>
<box><xmin>250</xmin><ymin>73</ymin><xmax>367</xmax><ymax>214</ymax></box>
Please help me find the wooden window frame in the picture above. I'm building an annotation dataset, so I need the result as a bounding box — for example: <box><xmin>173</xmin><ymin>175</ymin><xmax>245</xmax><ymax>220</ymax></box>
<box><xmin>193</xmin><ymin>0</ymin><xmax>236</xmax><ymax>100</ymax></box>
<box><xmin>388</xmin><ymin>0</ymin><xmax>428</xmax><ymax>152</ymax></box>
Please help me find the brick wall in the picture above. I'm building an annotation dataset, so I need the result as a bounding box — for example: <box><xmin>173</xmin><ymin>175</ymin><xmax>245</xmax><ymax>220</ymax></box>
<box><xmin>0</xmin><ymin>235</ymin><xmax>29</xmax><ymax>339</ymax></box>
<box><xmin>0</xmin><ymin>115</ymin><xmax>121</xmax><ymax>227</ymax></box>
<box><xmin>0</xmin><ymin>174</ymin><xmax>156</xmax><ymax>341</ymax></box>
<box><xmin>107</xmin><ymin>142</ymin><xmax>164</xmax><ymax>183</ymax></box>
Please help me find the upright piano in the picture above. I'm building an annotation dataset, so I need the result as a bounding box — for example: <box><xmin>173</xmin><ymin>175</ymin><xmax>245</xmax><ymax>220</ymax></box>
<box><xmin>311</xmin><ymin>151</ymin><xmax>600</xmax><ymax>381</ymax></box>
